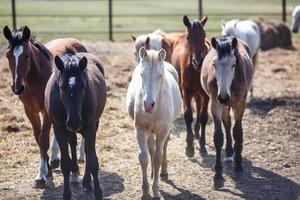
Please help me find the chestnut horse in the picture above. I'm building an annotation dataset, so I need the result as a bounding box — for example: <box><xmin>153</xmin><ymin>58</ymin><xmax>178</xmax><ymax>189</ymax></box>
<box><xmin>3</xmin><ymin>25</ymin><xmax>87</xmax><ymax>188</ymax></box>
<box><xmin>171</xmin><ymin>15</ymin><xmax>210</xmax><ymax>157</ymax></box>
<box><xmin>201</xmin><ymin>36</ymin><xmax>253</xmax><ymax>184</ymax></box>
<box><xmin>45</xmin><ymin>48</ymin><xmax>106</xmax><ymax>200</ymax></box>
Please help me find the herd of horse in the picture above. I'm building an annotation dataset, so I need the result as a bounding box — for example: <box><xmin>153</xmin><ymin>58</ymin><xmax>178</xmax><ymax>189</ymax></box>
<box><xmin>2</xmin><ymin>9</ymin><xmax>299</xmax><ymax>200</ymax></box>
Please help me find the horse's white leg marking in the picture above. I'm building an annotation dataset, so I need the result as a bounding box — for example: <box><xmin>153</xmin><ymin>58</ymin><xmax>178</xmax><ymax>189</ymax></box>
<box><xmin>224</xmin><ymin>156</ymin><xmax>234</xmax><ymax>162</ymax></box>
<box><xmin>152</xmin><ymin>131</ymin><xmax>169</xmax><ymax>199</ymax></box>
<box><xmin>50</xmin><ymin>136</ymin><xmax>59</xmax><ymax>162</ymax></box>
<box><xmin>78</xmin><ymin>136</ymin><xmax>85</xmax><ymax>162</ymax></box>
<box><xmin>136</xmin><ymin>127</ymin><xmax>151</xmax><ymax>198</ymax></box>
<box><xmin>13</xmin><ymin>45</ymin><xmax>23</xmax><ymax>91</ymax></box>
<box><xmin>35</xmin><ymin>156</ymin><xmax>48</xmax><ymax>181</ymax></box>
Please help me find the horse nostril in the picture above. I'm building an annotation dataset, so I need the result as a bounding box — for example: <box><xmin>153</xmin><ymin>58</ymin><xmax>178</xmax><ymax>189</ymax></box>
<box><xmin>218</xmin><ymin>94</ymin><xmax>230</xmax><ymax>104</ymax></box>
<box><xmin>151</xmin><ymin>102</ymin><xmax>155</xmax><ymax>108</ymax></box>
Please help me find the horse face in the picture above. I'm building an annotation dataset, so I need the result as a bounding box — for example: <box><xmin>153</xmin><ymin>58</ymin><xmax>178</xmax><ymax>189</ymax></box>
<box><xmin>291</xmin><ymin>15</ymin><xmax>300</xmax><ymax>33</ymax></box>
<box><xmin>139</xmin><ymin>47</ymin><xmax>165</xmax><ymax>113</ymax></box>
<box><xmin>211</xmin><ymin>37</ymin><xmax>237</xmax><ymax>104</ymax></box>
<box><xmin>55</xmin><ymin>56</ymin><xmax>87</xmax><ymax>132</ymax></box>
<box><xmin>183</xmin><ymin>15</ymin><xmax>207</xmax><ymax>71</ymax></box>
<box><xmin>3</xmin><ymin>26</ymin><xmax>31</xmax><ymax>95</ymax></box>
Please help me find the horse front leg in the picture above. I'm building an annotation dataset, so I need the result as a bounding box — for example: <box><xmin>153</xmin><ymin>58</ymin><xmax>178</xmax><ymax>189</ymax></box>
<box><xmin>222</xmin><ymin>107</ymin><xmax>233</xmax><ymax>162</ymax></box>
<box><xmin>69</xmin><ymin>133</ymin><xmax>80</xmax><ymax>184</ymax></box>
<box><xmin>211</xmin><ymin>101</ymin><xmax>224</xmax><ymax>184</ymax></box>
<box><xmin>84</xmin><ymin>124</ymin><xmax>103</xmax><ymax>200</ymax></box>
<box><xmin>152</xmin><ymin>130</ymin><xmax>169</xmax><ymax>199</ymax></box>
<box><xmin>183</xmin><ymin>90</ymin><xmax>194</xmax><ymax>157</ymax></box>
<box><xmin>233</xmin><ymin>102</ymin><xmax>246</xmax><ymax>171</ymax></box>
<box><xmin>53</xmin><ymin>125</ymin><xmax>72</xmax><ymax>200</ymax></box>
<box><xmin>136</xmin><ymin>125</ymin><xmax>151</xmax><ymax>200</ymax></box>
<box><xmin>78</xmin><ymin>136</ymin><xmax>85</xmax><ymax>163</ymax></box>
<box><xmin>160</xmin><ymin>134</ymin><xmax>170</xmax><ymax>180</ymax></box>
<box><xmin>50</xmin><ymin>136</ymin><xmax>60</xmax><ymax>169</ymax></box>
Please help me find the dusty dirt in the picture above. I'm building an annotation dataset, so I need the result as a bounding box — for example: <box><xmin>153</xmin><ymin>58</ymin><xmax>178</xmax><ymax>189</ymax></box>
<box><xmin>0</xmin><ymin>38</ymin><xmax>299</xmax><ymax>200</ymax></box>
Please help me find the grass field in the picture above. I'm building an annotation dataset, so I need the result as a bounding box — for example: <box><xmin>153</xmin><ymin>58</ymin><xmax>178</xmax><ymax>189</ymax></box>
<box><xmin>0</xmin><ymin>0</ymin><xmax>299</xmax><ymax>42</ymax></box>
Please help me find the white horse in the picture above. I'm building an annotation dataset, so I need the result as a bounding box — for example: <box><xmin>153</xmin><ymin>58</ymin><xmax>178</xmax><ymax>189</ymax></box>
<box><xmin>126</xmin><ymin>47</ymin><xmax>182</xmax><ymax>199</ymax></box>
<box><xmin>221</xmin><ymin>19</ymin><xmax>260</xmax><ymax>96</ymax></box>
<box><xmin>291</xmin><ymin>6</ymin><xmax>300</xmax><ymax>33</ymax></box>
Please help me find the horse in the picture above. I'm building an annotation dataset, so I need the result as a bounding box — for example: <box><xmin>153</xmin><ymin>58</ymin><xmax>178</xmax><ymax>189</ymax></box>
<box><xmin>45</xmin><ymin>48</ymin><xmax>106</xmax><ymax>200</ymax></box>
<box><xmin>2</xmin><ymin>25</ymin><xmax>87</xmax><ymax>188</ymax></box>
<box><xmin>171</xmin><ymin>15</ymin><xmax>210</xmax><ymax>158</ymax></box>
<box><xmin>200</xmin><ymin>36</ymin><xmax>253</xmax><ymax>184</ymax></box>
<box><xmin>126</xmin><ymin>47</ymin><xmax>182</xmax><ymax>199</ymax></box>
<box><xmin>221</xmin><ymin>19</ymin><xmax>260</xmax><ymax>95</ymax></box>
<box><xmin>291</xmin><ymin>6</ymin><xmax>300</xmax><ymax>33</ymax></box>
<box><xmin>132</xmin><ymin>30</ymin><xmax>183</xmax><ymax>63</ymax></box>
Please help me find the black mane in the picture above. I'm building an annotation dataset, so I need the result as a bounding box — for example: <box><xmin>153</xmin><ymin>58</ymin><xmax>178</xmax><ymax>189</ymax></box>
<box><xmin>12</xmin><ymin>26</ymin><xmax>52</xmax><ymax>60</ymax></box>
<box><xmin>216</xmin><ymin>36</ymin><xmax>234</xmax><ymax>59</ymax></box>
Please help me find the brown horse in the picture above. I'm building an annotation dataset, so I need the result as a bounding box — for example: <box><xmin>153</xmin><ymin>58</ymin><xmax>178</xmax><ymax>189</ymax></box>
<box><xmin>200</xmin><ymin>36</ymin><xmax>253</xmax><ymax>184</ymax></box>
<box><xmin>3</xmin><ymin>25</ymin><xmax>87</xmax><ymax>188</ymax></box>
<box><xmin>45</xmin><ymin>48</ymin><xmax>106</xmax><ymax>200</ymax></box>
<box><xmin>171</xmin><ymin>15</ymin><xmax>210</xmax><ymax>157</ymax></box>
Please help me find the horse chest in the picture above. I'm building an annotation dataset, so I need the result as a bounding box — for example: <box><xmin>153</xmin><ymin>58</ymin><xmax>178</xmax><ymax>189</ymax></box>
<box><xmin>181</xmin><ymin>66</ymin><xmax>201</xmax><ymax>91</ymax></box>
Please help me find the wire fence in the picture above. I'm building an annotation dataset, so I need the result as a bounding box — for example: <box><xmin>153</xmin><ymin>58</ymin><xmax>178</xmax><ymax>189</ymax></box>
<box><xmin>0</xmin><ymin>0</ymin><xmax>294</xmax><ymax>42</ymax></box>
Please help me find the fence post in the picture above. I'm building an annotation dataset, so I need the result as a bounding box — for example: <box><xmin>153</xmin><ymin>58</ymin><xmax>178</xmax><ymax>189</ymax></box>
<box><xmin>11</xmin><ymin>0</ymin><xmax>16</xmax><ymax>30</ymax></box>
<box><xmin>282</xmin><ymin>0</ymin><xmax>286</xmax><ymax>22</ymax></box>
<box><xmin>108</xmin><ymin>0</ymin><xmax>113</xmax><ymax>41</ymax></box>
<box><xmin>198</xmin><ymin>0</ymin><xmax>203</xmax><ymax>19</ymax></box>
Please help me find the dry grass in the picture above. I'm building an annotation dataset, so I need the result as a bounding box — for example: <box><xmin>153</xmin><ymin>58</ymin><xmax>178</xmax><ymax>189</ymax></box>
<box><xmin>0</xmin><ymin>39</ymin><xmax>299</xmax><ymax>200</ymax></box>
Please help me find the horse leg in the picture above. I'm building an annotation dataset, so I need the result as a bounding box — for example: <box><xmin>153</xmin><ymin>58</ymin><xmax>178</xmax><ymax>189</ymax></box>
<box><xmin>69</xmin><ymin>133</ymin><xmax>80</xmax><ymax>184</ymax></box>
<box><xmin>250</xmin><ymin>52</ymin><xmax>257</xmax><ymax>97</ymax></box>
<box><xmin>50</xmin><ymin>137</ymin><xmax>60</xmax><ymax>169</ymax></box>
<box><xmin>194</xmin><ymin>96</ymin><xmax>200</xmax><ymax>140</ymax></box>
<box><xmin>85</xmin><ymin>124</ymin><xmax>103</xmax><ymax>200</ymax></box>
<box><xmin>211</xmin><ymin>101</ymin><xmax>224</xmax><ymax>182</ymax></box>
<box><xmin>152</xmin><ymin>130</ymin><xmax>169</xmax><ymax>199</ymax></box>
<box><xmin>24</xmin><ymin>106</ymin><xmax>47</xmax><ymax>188</ymax></box>
<box><xmin>183</xmin><ymin>90</ymin><xmax>194</xmax><ymax>157</ymax></box>
<box><xmin>222</xmin><ymin>107</ymin><xmax>233</xmax><ymax>162</ymax></box>
<box><xmin>78</xmin><ymin>136</ymin><xmax>85</xmax><ymax>163</ymax></box>
<box><xmin>160</xmin><ymin>134</ymin><xmax>170</xmax><ymax>181</ymax></box>
<box><xmin>148</xmin><ymin>134</ymin><xmax>155</xmax><ymax>179</ymax></box>
<box><xmin>82</xmin><ymin>138</ymin><xmax>92</xmax><ymax>191</ymax></box>
<box><xmin>53</xmin><ymin>125</ymin><xmax>72</xmax><ymax>200</ymax></box>
<box><xmin>136</xmin><ymin>126</ymin><xmax>151</xmax><ymax>200</ymax></box>
<box><xmin>196</xmin><ymin>94</ymin><xmax>209</xmax><ymax>156</ymax></box>
<box><xmin>232</xmin><ymin>101</ymin><xmax>246</xmax><ymax>171</ymax></box>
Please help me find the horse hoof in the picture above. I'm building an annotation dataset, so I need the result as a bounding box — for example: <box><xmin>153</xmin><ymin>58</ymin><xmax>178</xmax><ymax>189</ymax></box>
<box><xmin>46</xmin><ymin>169</ymin><xmax>53</xmax><ymax>178</ymax></box>
<box><xmin>50</xmin><ymin>159</ymin><xmax>60</xmax><ymax>169</ymax></box>
<box><xmin>224</xmin><ymin>156</ymin><xmax>234</xmax><ymax>162</ymax></box>
<box><xmin>160</xmin><ymin>172</ymin><xmax>168</xmax><ymax>181</ymax></box>
<box><xmin>33</xmin><ymin>179</ymin><xmax>46</xmax><ymax>189</ymax></box>
<box><xmin>141</xmin><ymin>193</ymin><xmax>152</xmax><ymax>200</ymax></box>
<box><xmin>234</xmin><ymin>165</ymin><xmax>243</xmax><ymax>172</ymax></box>
<box><xmin>185</xmin><ymin>146</ymin><xmax>195</xmax><ymax>158</ymax></box>
<box><xmin>213</xmin><ymin>173</ymin><xmax>224</xmax><ymax>181</ymax></box>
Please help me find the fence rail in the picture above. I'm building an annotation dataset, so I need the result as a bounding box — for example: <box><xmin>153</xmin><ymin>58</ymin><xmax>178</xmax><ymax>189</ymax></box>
<box><xmin>3</xmin><ymin>0</ymin><xmax>289</xmax><ymax>41</ymax></box>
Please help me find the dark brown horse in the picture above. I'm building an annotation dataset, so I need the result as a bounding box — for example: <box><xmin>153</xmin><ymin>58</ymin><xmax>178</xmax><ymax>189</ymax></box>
<box><xmin>3</xmin><ymin>25</ymin><xmax>87</xmax><ymax>188</ymax></box>
<box><xmin>201</xmin><ymin>36</ymin><xmax>253</xmax><ymax>185</ymax></box>
<box><xmin>45</xmin><ymin>48</ymin><xmax>106</xmax><ymax>200</ymax></box>
<box><xmin>171</xmin><ymin>15</ymin><xmax>210</xmax><ymax>157</ymax></box>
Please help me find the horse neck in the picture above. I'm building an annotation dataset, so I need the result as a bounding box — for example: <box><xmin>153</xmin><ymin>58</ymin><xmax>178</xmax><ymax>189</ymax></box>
<box><xmin>27</xmin><ymin>42</ymin><xmax>51</xmax><ymax>84</ymax></box>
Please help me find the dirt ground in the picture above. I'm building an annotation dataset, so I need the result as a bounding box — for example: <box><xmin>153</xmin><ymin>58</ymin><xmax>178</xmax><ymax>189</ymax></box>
<box><xmin>0</xmin><ymin>38</ymin><xmax>299</xmax><ymax>200</ymax></box>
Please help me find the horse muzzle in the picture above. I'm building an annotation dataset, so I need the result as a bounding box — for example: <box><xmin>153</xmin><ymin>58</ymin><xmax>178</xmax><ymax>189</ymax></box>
<box><xmin>11</xmin><ymin>84</ymin><xmax>25</xmax><ymax>96</ymax></box>
<box><xmin>144</xmin><ymin>101</ymin><xmax>155</xmax><ymax>113</ymax></box>
<box><xmin>217</xmin><ymin>94</ymin><xmax>230</xmax><ymax>104</ymax></box>
<box><xmin>66</xmin><ymin>118</ymin><xmax>82</xmax><ymax>132</ymax></box>
<box><xmin>192</xmin><ymin>58</ymin><xmax>203</xmax><ymax>71</ymax></box>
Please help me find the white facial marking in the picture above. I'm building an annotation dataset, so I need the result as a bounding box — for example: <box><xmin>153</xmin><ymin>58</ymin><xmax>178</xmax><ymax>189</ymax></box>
<box><xmin>13</xmin><ymin>45</ymin><xmax>24</xmax><ymax>90</ymax></box>
<box><xmin>68</xmin><ymin>76</ymin><xmax>76</xmax><ymax>88</ymax></box>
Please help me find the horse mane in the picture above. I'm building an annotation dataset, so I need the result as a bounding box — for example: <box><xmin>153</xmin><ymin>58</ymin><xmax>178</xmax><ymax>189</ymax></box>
<box><xmin>215</xmin><ymin>36</ymin><xmax>233</xmax><ymax>59</ymax></box>
<box><xmin>12</xmin><ymin>26</ymin><xmax>52</xmax><ymax>60</ymax></box>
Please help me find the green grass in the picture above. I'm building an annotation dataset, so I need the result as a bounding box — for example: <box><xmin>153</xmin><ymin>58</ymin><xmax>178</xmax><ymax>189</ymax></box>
<box><xmin>0</xmin><ymin>0</ymin><xmax>299</xmax><ymax>44</ymax></box>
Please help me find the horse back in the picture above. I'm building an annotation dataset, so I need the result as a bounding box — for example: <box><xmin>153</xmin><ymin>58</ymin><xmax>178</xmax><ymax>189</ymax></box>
<box><xmin>45</xmin><ymin>38</ymin><xmax>87</xmax><ymax>57</ymax></box>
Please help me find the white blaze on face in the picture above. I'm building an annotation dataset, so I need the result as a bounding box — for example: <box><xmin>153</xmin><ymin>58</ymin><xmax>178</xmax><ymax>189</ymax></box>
<box><xmin>68</xmin><ymin>76</ymin><xmax>76</xmax><ymax>88</ymax></box>
<box><xmin>13</xmin><ymin>45</ymin><xmax>24</xmax><ymax>90</ymax></box>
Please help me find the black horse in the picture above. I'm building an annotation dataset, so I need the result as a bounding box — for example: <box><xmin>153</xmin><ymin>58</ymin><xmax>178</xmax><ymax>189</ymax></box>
<box><xmin>45</xmin><ymin>48</ymin><xmax>106</xmax><ymax>200</ymax></box>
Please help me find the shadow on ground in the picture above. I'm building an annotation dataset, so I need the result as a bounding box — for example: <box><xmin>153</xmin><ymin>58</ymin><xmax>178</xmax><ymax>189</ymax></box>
<box><xmin>40</xmin><ymin>170</ymin><xmax>124</xmax><ymax>200</ymax></box>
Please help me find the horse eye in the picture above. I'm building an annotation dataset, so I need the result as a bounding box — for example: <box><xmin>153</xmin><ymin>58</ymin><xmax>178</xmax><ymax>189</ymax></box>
<box><xmin>26</xmin><ymin>54</ymin><xmax>29</xmax><ymax>59</ymax></box>
<box><xmin>232</xmin><ymin>64</ymin><xmax>236</xmax><ymax>68</ymax></box>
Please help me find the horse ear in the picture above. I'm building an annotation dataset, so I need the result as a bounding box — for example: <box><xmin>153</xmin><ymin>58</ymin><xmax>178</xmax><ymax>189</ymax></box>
<box><xmin>232</xmin><ymin>37</ymin><xmax>238</xmax><ymax>49</ymax></box>
<box><xmin>144</xmin><ymin>36</ymin><xmax>150</xmax><ymax>50</ymax></box>
<box><xmin>78</xmin><ymin>56</ymin><xmax>88</xmax><ymax>73</ymax></box>
<box><xmin>22</xmin><ymin>26</ymin><xmax>31</xmax><ymax>41</ymax></box>
<box><xmin>211</xmin><ymin>37</ymin><xmax>218</xmax><ymax>49</ymax></box>
<box><xmin>200</xmin><ymin>16</ymin><xmax>208</xmax><ymax>26</ymax></box>
<box><xmin>158</xmin><ymin>48</ymin><xmax>166</xmax><ymax>62</ymax></box>
<box><xmin>139</xmin><ymin>47</ymin><xmax>147</xmax><ymax>60</ymax></box>
<box><xmin>221</xmin><ymin>20</ymin><xmax>226</xmax><ymax>29</ymax></box>
<box><xmin>131</xmin><ymin>35</ymin><xmax>136</xmax><ymax>42</ymax></box>
<box><xmin>3</xmin><ymin>26</ymin><xmax>12</xmax><ymax>41</ymax></box>
<box><xmin>54</xmin><ymin>56</ymin><xmax>64</xmax><ymax>72</ymax></box>
<box><xmin>183</xmin><ymin>15</ymin><xmax>191</xmax><ymax>28</ymax></box>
